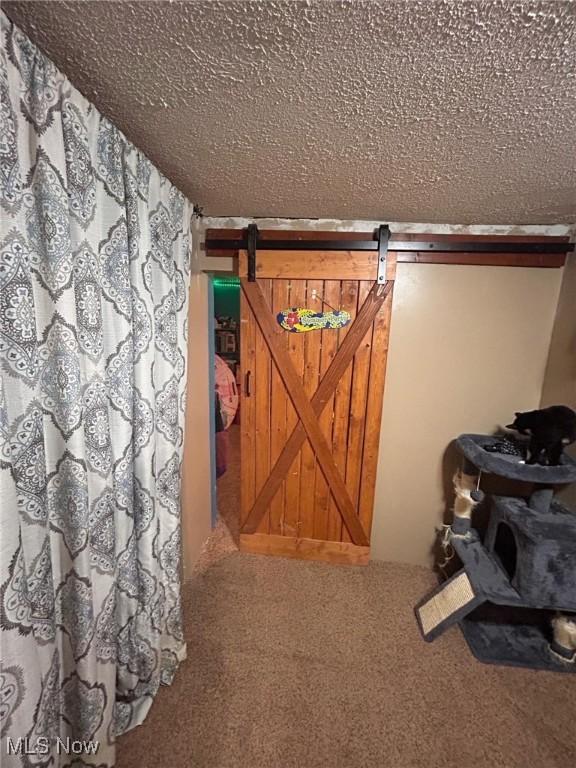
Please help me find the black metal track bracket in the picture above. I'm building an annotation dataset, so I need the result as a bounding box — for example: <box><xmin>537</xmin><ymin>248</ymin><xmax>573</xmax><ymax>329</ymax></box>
<box><xmin>247</xmin><ymin>223</ymin><xmax>258</xmax><ymax>282</ymax></box>
<box><xmin>377</xmin><ymin>225</ymin><xmax>390</xmax><ymax>284</ymax></box>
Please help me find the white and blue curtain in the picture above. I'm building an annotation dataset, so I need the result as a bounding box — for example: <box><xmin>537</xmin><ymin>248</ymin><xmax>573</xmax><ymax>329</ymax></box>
<box><xmin>0</xmin><ymin>12</ymin><xmax>190</xmax><ymax>766</ymax></box>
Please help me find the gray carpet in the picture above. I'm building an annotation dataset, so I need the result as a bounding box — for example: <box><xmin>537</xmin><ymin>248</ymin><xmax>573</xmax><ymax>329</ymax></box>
<box><xmin>117</xmin><ymin>552</ymin><xmax>576</xmax><ymax>768</ymax></box>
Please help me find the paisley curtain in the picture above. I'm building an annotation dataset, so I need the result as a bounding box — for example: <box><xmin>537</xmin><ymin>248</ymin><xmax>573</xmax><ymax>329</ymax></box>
<box><xmin>0</xmin><ymin>13</ymin><xmax>190</xmax><ymax>766</ymax></box>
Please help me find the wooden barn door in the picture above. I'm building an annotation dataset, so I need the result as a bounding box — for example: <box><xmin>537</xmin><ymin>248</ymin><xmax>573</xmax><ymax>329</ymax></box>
<box><xmin>239</xmin><ymin>248</ymin><xmax>396</xmax><ymax>564</ymax></box>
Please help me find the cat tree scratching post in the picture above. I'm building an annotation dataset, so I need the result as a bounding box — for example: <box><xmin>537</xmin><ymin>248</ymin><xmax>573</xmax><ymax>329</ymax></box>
<box><xmin>415</xmin><ymin>434</ymin><xmax>576</xmax><ymax>672</ymax></box>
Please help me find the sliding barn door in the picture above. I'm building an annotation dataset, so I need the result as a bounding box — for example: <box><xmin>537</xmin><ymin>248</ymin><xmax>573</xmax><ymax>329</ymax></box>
<box><xmin>239</xmin><ymin>249</ymin><xmax>396</xmax><ymax>564</ymax></box>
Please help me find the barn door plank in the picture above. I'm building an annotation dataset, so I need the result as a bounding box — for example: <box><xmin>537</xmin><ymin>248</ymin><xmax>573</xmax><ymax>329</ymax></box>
<box><xmin>329</xmin><ymin>280</ymin><xmax>358</xmax><ymax>543</ymax></box>
<box><xmin>345</xmin><ymin>280</ymin><xmax>374</xmax><ymax>513</ymax></box>
<box><xmin>240</xmin><ymin>287</ymin><xmax>257</xmax><ymax>527</ymax></box>
<box><xmin>299</xmin><ymin>279</ymin><xmax>323</xmax><ymax>539</ymax></box>
<box><xmin>283</xmin><ymin>279</ymin><xmax>306</xmax><ymax>537</ymax></box>
<box><xmin>313</xmin><ymin>279</ymin><xmax>340</xmax><ymax>541</ymax></box>
<box><xmin>254</xmin><ymin>278</ymin><xmax>272</xmax><ymax>534</ymax></box>
<box><xmin>359</xmin><ymin>256</ymin><xmax>397</xmax><ymax>532</ymax></box>
<box><xmin>255</xmin><ymin>250</ymin><xmax>379</xmax><ymax>280</ymax></box>
<box><xmin>269</xmin><ymin>279</ymin><xmax>289</xmax><ymax>535</ymax></box>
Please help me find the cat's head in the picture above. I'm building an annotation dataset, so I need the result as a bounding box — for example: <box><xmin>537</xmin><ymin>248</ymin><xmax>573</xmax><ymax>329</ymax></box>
<box><xmin>506</xmin><ymin>411</ymin><xmax>532</xmax><ymax>435</ymax></box>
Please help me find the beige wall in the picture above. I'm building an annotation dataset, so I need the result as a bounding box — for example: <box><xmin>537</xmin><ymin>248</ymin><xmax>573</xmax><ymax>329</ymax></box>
<box><xmin>540</xmin><ymin>251</ymin><xmax>576</xmax><ymax>509</ymax></box>
<box><xmin>185</xmin><ymin>217</ymin><xmax>568</xmax><ymax>570</ymax></box>
<box><xmin>181</xmin><ymin>272</ymin><xmax>213</xmax><ymax>578</ymax></box>
<box><xmin>372</xmin><ymin>263</ymin><xmax>562</xmax><ymax>566</ymax></box>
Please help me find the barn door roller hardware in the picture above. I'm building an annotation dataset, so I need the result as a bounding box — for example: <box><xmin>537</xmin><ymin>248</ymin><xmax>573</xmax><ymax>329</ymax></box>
<box><xmin>240</xmin><ymin>222</ymin><xmax>394</xmax><ymax>283</ymax></box>
<box><xmin>247</xmin><ymin>223</ymin><xmax>258</xmax><ymax>282</ymax></box>
<box><xmin>377</xmin><ymin>224</ymin><xmax>389</xmax><ymax>284</ymax></box>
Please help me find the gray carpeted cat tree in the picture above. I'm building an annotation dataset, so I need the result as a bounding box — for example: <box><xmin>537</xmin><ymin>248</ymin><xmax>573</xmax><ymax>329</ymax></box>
<box><xmin>415</xmin><ymin>434</ymin><xmax>576</xmax><ymax>672</ymax></box>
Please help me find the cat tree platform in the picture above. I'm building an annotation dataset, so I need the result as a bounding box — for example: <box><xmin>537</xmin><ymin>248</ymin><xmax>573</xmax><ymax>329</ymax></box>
<box><xmin>415</xmin><ymin>434</ymin><xmax>576</xmax><ymax>673</ymax></box>
<box><xmin>456</xmin><ymin>433</ymin><xmax>576</xmax><ymax>484</ymax></box>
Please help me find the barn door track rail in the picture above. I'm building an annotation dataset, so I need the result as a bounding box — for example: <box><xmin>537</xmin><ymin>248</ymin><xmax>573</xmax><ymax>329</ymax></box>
<box><xmin>206</xmin><ymin>226</ymin><xmax>574</xmax><ymax>270</ymax></box>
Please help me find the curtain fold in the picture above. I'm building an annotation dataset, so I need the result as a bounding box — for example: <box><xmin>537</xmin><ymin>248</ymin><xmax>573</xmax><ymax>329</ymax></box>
<box><xmin>0</xmin><ymin>12</ymin><xmax>190</xmax><ymax>766</ymax></box>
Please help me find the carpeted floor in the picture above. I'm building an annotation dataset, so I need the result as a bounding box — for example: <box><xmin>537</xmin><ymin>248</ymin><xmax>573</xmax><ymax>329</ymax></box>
<box><xmin>117</xmin><ymin>427</ymin><xmax>576</xmax><ymax>768</ymax></box>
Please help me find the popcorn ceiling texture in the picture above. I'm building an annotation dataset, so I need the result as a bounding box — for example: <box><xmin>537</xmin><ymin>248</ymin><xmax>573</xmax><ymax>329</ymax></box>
<box><xmin>4</xmin><ymin>0</ymin><xmax>576</xmax><ymax>224</ymax></box>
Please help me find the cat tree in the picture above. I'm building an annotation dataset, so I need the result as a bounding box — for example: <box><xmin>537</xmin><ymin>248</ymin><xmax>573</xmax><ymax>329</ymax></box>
<box><xmin>415</xmin><ymin>434</ymin><xmax>576</xmax><ymax>672</ymax></box>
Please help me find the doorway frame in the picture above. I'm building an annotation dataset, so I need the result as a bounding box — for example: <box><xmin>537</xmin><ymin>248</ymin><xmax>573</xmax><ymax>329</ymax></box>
<box><xmin>207</xmin><ymin>275</ymin><xmax>218</xmax><ymax>528</ymax></box>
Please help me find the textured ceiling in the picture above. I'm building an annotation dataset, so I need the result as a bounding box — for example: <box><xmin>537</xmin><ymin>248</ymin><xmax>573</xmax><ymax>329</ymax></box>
<box><xmin>4</xmin><ymin>0</ymin><xmax>576</xmax><ymax>223</ymax></box>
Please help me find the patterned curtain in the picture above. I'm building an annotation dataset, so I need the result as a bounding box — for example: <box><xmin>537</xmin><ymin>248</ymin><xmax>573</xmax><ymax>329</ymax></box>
<box><xmin>0</xmin><ymin>13</ymin><xmax>190</xmax><ymax>766</ymax></box>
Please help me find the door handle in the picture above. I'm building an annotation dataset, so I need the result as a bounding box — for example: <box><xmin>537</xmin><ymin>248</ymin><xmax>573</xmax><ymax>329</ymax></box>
<box><xmin>245</xmin><ymin>370</ymin><xmax>251</xmax><ymax>397</ymax></box>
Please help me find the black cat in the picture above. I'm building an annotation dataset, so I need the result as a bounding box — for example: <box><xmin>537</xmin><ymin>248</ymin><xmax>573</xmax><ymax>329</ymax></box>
<box><xmin>507</xmin><ymin>405</ymin><xmax>576</xmax><ymax>466</ymax></box>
